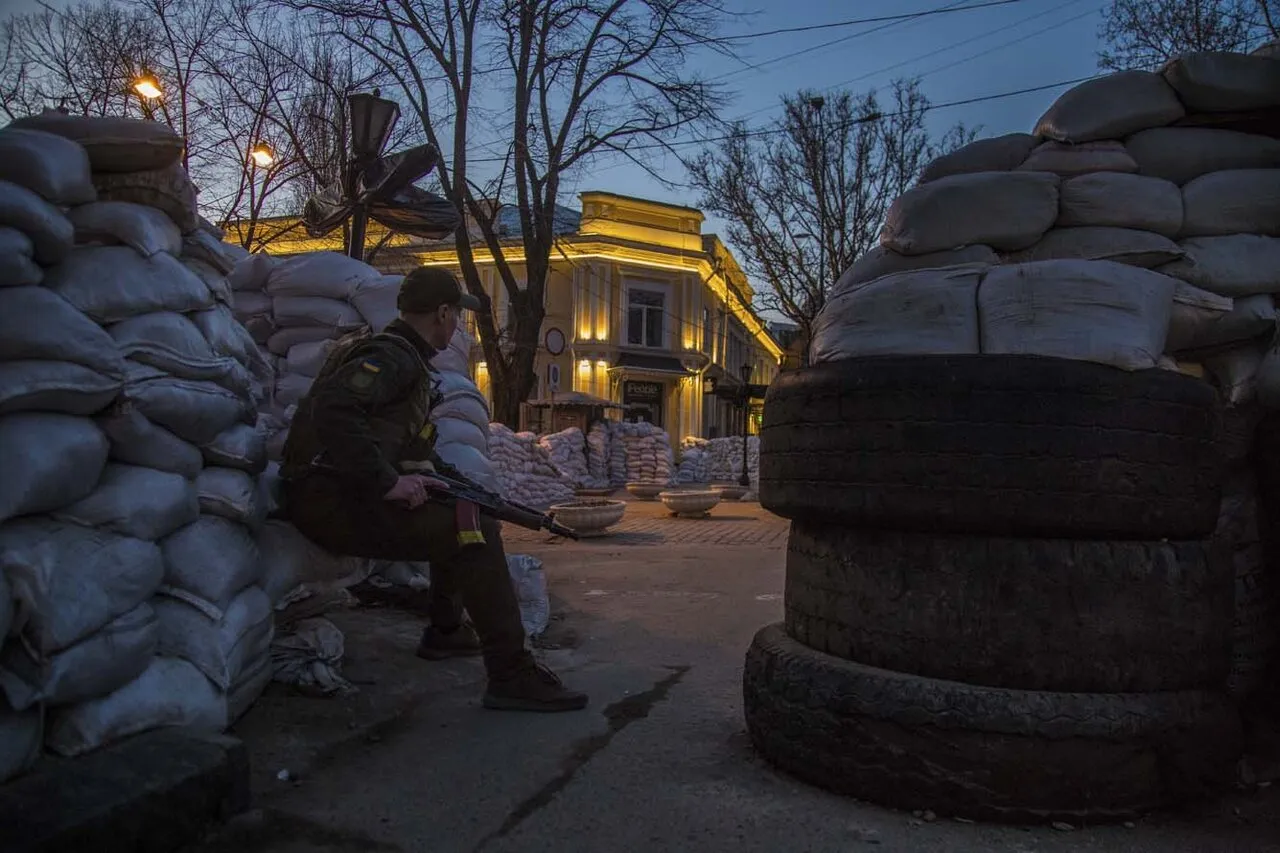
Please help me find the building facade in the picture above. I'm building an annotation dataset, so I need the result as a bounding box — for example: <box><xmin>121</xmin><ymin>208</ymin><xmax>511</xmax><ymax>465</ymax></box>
<box><xmin>235</xmin><ymin>191</ymin><xmax>783</xmax><ymax>440</ymax></box>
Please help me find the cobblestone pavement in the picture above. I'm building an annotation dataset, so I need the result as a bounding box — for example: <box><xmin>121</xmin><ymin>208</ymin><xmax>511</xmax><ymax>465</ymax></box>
<box><xmin>501</xmin><ymin>495</ymin><xmax>790</xmax><ymax>548</ymax></box>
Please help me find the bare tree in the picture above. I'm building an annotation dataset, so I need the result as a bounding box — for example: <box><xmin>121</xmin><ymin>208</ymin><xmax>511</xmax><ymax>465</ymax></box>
<box><xmin>1097</xmin><ymin>0</ymin><xmax>1279</xmax><ymax>70</ymax></box>
<box><xmin>280</xmin><ymin>0</ymin><xmax>732</xmax><ymax>426</ymax></box>
<box><xmin>687</xmin><ymin>78</ymin><xmax>973</xmax><ymax>359</ymax></box>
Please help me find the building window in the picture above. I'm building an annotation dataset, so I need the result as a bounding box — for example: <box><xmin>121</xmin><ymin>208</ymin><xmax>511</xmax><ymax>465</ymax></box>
<box><xmin>627</xmin><ymin>288</ymin><xmax>665</xmax><ymax>348</ymax></box>
<box><xmin>702</xmin><ymin>307</ymin><xmax>713</xmax><ymax>354</ymax></box>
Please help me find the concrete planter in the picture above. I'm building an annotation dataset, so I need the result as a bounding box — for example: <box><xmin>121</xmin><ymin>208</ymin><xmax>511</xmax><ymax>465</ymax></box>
<box><xmin>660</xmin><ymin>490</ymin><xmax>721</xmax><ymax>518</ymax></box>
<box><xmin>626</xmin><ymin>482</ymin><xmax>665</xmax><ymax>501</ymax></box>
<box><xmin>549</xmin><ymin>499</ymin><xmax>627</xmax><ymax>537</ymax></box>
<box><xmin>714</xmin><ymin>484</ymin><xmax>749</xmax><ymax>501</ymax></box>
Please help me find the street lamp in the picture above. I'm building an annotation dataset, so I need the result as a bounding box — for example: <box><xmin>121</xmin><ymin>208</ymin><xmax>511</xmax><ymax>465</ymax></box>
<box><xmin>739</xmin><ymin>362</ymin><xmax>753</xmax><ymax>488</ymax></box>
<box><xmin>132</xmin><ymin>69</ymin><xmax>163</xmax><ymax>100</ymax></box>
<box><xmin>346</xmin><ymin>89</ymin><xmax>401</xmax><ymax>261</ymax></box>
<box><xmin>249</xmin><ymin>141</ymin><xmax>275</xmax><ymax>169</ymax></box>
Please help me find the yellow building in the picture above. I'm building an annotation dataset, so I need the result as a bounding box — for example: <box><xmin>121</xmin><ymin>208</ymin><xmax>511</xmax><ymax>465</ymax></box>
<box><xmin>234</xmin><ymin>191</ymin><xmax>783</xmax><ymax>440</ymax></box>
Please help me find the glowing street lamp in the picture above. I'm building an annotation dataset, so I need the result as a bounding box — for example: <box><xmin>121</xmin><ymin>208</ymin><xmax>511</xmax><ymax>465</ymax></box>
<box><xmin>132</xmin><ymin>70</ymin><xmax>163</xmax><ymax>100</ymax></box>
<box><xmin>249</xmin><ymin>142</ymin><xmax>276</xmax><ymax>168</ymax></box>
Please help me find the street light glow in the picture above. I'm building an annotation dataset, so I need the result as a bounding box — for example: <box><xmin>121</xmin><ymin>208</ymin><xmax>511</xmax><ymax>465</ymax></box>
<box><xmin>132</xmin><ymin>71</ymin><xmax>162</xmax><ymax>100</ymax></box>
<box><xmin>249</xmin><ymin>142</ymin><xmax>276</xmax><ymax>168</ymax></box>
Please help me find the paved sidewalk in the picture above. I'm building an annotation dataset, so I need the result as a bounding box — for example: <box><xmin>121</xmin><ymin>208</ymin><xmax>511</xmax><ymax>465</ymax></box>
<box><xmin>501</xmin><ymin>496</ymin><xmax>790</xmax><ymax>548</ymax></box>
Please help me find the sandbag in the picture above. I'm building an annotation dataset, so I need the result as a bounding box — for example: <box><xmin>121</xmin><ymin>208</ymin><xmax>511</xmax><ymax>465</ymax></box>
<box><xmin>181</xmin><ymin>229</ymin><xmax>237</xmax><ymax>275</ymax></box>
<box><xmin>154</xmin><ymin>585</ymin><xmax>274</xmax><ymax>689</ymax></box>
<box><xmin>0</xmin><ymin>571</ymin><xmax>12</xmax><ymax>640</ymax></box>
<box><xmin>44</xmin><ymin>246</ymin><xmax>213</xmax><ymax>324</ymax></box>
<box><xmin>434</xmin><ymin>393</ymin><xmax>490</xmax><ymax>428</ymax></box>
<box><xmin>0</xmin><ymin>360</ymin><xmax>121</xmax><ymax>416</ymax></box>
<box><xmin>0</xmin><ymin>413</ymin><xmax>108</xmax><ymax>522</ymax></box>
<box><xmin>1164</xmin><ymin>51</ymin><xmax>1280</xmax><ymax>113</ymax></box>
<box><xmin>285</xmin><ymin>339</ymin><xmax>338</xmax><ymax>378</ymax></box>
<box><xmin>0</xmin><ymin>127</ymin><xmax>95</xmax><ymax>206</ymax></box>
<box><xmin>0</xmin><ymin>286</ymin><xmax>124</xmax><ymax>376</ymax></box>
<box><xmin>45</xmin><ymin>657</ymin><xmax>224</xmax><ymax>759</ymax></box>
<box><xmin>68</xmin><ymin>201</ymin><xmax>181</xmax><ymax>257</ymax></box>
<box><xmin>435</xmin><ymin>442</ymin><xmax>498</xmax><ymax>492</ymax></box>
<box><xmin>1017</xmin><ymin>140</ymin><xmax>1137</xmax><ymax>176</ymax></box>
<box><xmin>978</xmin><ymin>260</ymin><xmax>1174</xmax><ymax>371</ymax></box>
<box><xmin>0</xmin><ymin>227</ymin><xmax>41</xmax><ymax>287</ymax></box>
<box><xmin>274</xmin><ymin>373</ymin><xmax>314</xmax><ymax>408</ymax></box>
<box><xmin>0</xmin><ymin>700</ymin><xmax>41</xmax><ymax>783</ymax></box>
<box><xmin>189</xmin><ymin>304</ymin><xmax>270</xmax><ymax>375</ymax></box>
<box><xmin>95</xmin><ymin>401</ymin><xmax>203</xmax><ymax>479</ymax></box>
<box><xmin>1181</xmin><ymin>169</ymin><xmax>1280</xmax><ymax>237</ymax></box>
<box><xmin>434</xmin><ymin>417</ymin><xmax>490</xmax><ymax>454</ymax></box>
<box><xmin>0</xmin><ymin>603</ymin><xmax>156</xmax><ymax>711</ymax></box>
<box><xmin>917</xmin><ymin>133</ymin><xmax>1039</xmax><ymax>183</ymax></box>
<box><xmin>1033</xmin><ymin>71</ymin><xmax>1185</xmax><ymax>143</ymax></box>
<box><xmin>9</xmin><ymin>112</ymin><xmax>184</xmax><ymax>174</ymax></box>
<box><xmin>879</xmin><ymin>171</ymin><xmax>1059</xmax><ymax>255</ymax></box>
<box><xmin>228</xmin><ymin>252</ymin><xmax>275</xmax><ymax>292</ymax></box>
<box><xmin>266</xmin><ymin>251</ymin><xmax>380</xmax><ymax>299</ymax></box>
<box><xmin>183</xmin><ymin>258</ymin><xmax>232</xmax><ymax>304</ymax></box>
<box><xmin>0</xmin><ymin>517</ymin><xmax>163</xmax><ymax>655</ymax></box>
<box><xmin>0</xmin><ymin>180</ymin><xmax>74</xmax><ymax>265</ymax></box>
<box><xmin>159</xmin><ymin>516</ymin><xmax>261</xmax><ymax>619</ymax></box>
<box><xmin>91</xmin><ymin>163</ymin><xmax>199</xmax><ymax>232</ymax></box>
<box><xmin>255</xmin><ymin>520</ymin><xmax>367</xmax><ymax>600</ymax></box>
<box><xmin>1256</xmin><ymin>336</ymin><xmax>1280</xmax><ymax>408</ymax></box>
<box><xmin>124</xmin><ymin>361</ymin><xmax>251</xmax><ymax>445</ymax></box>
<box><xmin>268</xmin><ymin>325</ymin><xmax>337</xmax><ymax>357</ymax></box>
<box><xmin>195</xmin><ymin>467</ymin><xmax>263</xmax><ymax>526</ymax></box>
<box><xmin>1126</xmin><ymin>127</ymin><xmax>1280</xmax><ymax>186</ymax></box>
<box><xmin>1002</xmin><ymin>226</ymin><xmax>1184</xmax><ymax>269</ymax></box>
<box><xmin>1057</xmin><ymin>172</ymin><xmax>1183</xmax><ymax>236</ymax></box>
<box><xmin>833</xmin><ymin>245</ymin><xmax>997</xmax><ymax>291</ymax></box>
<box><xmin>430</xmin><ymin>328</ymin><xmax>476</xmax><ymax>376</ymax></box>
<box><xmin>350</xmin><ymin>275</ymin><xmax>402</xmax><ymax>330</ymax></box>
<box><xmin>809</xmin><ymin>266</ymin><xmax>983</xmax><ymax>364</ymax></box>
<box><xmin>232</xmin><ymin>290</ymin><xmax>273</xmax><ymax>318</ymax></box>
<box><xmin>272</xmin><ymin>295</ymin><xmax>364</xmax><ymax>330</ymax></box>
<box><xmin>201</xmin><ymin>422</ymin><xmax>267</xmax><ymax>475</ymax></box>
<box><xmin>226</xmin><ymin>653</ymin><xmax>272</xmax><ymax>723</ymax></box>
<box><xmin>53</xmin><ymin>464</ymin><xmax>198</xmax><ymax>541</ymax></box>
<box><xmin>1205</xmin><ymin>343</ymin><xmax>1266</xmax><ymax>406</ymax></box>
<box><xmin>109</xmin><ymin>311</ymin><xmax>251</xmax><ymax>393</ymax></box>
<box><xmin>1159</xmin><ymin>235</ymin><xmax>1280</xmax><ymax>297</ymax></box>
<box><xmin>1170</xmin><ymin>292</ymin><xmax>1275</xmax><ymax>353</ymax></box>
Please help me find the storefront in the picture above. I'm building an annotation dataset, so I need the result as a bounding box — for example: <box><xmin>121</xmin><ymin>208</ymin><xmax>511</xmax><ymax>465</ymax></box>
<box><xmin>622</xmin><ymin>378</ymin><xmax>665</xmax><ymax>427</ymax></box>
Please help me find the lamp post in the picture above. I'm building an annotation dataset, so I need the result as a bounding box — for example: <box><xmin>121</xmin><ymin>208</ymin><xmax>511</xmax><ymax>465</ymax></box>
<box><xmin>807</xmin><ymin>96</ymin><xmax>827</xmax><ymax>310</ymax></box>
<box><xmin>739</xmin><ymin>362</ymin><xmax>753</xmax><ymax>488</ymax></box>
<box><xmin>249</xmin><ymin>141</ymin><xmax>275</xmax><ymax>169</ymax></box>
<box><xmin>346</xmin><ymin>89</ymin><xmax>401</xmax><ymax>262</ymax></box>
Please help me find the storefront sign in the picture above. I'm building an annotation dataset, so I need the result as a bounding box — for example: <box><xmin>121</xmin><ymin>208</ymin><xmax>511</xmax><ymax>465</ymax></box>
<box><xmin>623</xmin><ymin>380</ymin><xmax>663</xmax><ymax>402</ymax></box>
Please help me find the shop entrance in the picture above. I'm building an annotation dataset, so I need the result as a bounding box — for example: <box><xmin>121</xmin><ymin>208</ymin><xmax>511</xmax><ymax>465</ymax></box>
<box><xmin>622</xmin><ymin>379</ymin><xmax>665</xmax><ymax>427</ymax></box>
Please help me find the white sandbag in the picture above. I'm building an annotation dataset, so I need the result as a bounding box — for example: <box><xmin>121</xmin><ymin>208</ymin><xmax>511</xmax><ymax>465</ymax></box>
<box><xmin>1017</xmin><ymin>140</ymin><xmax>1137</xmax><ymax>176</ymax></box>
<box><xmin>201</xmin><ymin>422</ymin><xmax>267</xmax><ymax>475</ymax></box>
<box><xmin>880</xmin><ymin>171</ymin><xmax>1059</xmax><ymax>255</ymax></box>
<box><xmin>809</xmin><ymin>266</ymin><xmax>983</xmax><ymax>364</ymax></box>
<box><xmin>124</xmin><ymin>361</ymin><xmax>251</xmax><ymax>445</ymax></box>
<box><xmin>1163</xmin><ymin>51</ymin><xmax>1280</xmax><ymax>113</ymax></box>
<box><xmin>286</xmin><ymin>340</ymin><xmax>338</xmax><ymax>378</ymax></box>
<box><xmin>0</xmin><ymin>413</ymin><xmax>108</xmax><ymax>522</ymax></box>
<box><xmin>1205</xmin><ymin>343</ymin><xmax>1266</xmax><ymax>406</ymax></box>
<box><xmin>0</xmin><ymin>517</ymin><xmax>163</xmax><ymax>655</ymax></box>
<box><xmin>159</xmin><ymin>516</ymin><xmax>261</xmax><ymax>620</ymax></box>
<box><xmin>183</xmin><ymin>258</ymin><xmax>232</xmax><ymax>305</ymax></box>
<box><xmin>1181</xmin><ymin>169</ymin><xmax>1280</xmax><ymax>237</ymax></box>
<box><xmin>226</xmin><ymin>653</ymin><xmax>272</xmax><ymax>722</ymax></box>
<box><xmin>45</xmin><ymin>656</ymin><xmax>225</xmax><ymax>758</ymax></box>
<box><xmin>0</xmin><ymin>180</ymin><xmax>74</xmax><ymax>265</ymax></box>
<box><xmin>0</xmin><ymin>360</ymin><xmax>121</xmax><ymax>417</ymax></box>
<box><xmin>269</xmin><ymin>617</ymin><xmax>352</xmax><ymax>697</ymax></box>
<box><xmin>108</xmin><ymin>311</ymin><xmax>251</xmax><ymax>394</ymax></box>
<box><xmin>232</xmin><ymin>290</ymin><xmax>272</xmax><ymax>317</ymax></box>
<box><xmin>181</xmin><ymin>229</ymin><xmax>238</xmax><ymax>275</ymax></box>
<box><xmin>1002</xmin><ymin>227</ymin><xmax>1184</xmax><ymax>269</ymax></box>
<box><xmin>351</xmin><ymin>275</ymin><xmax>402</xmax><ymax>331</ymax></box>
<box><xmin>0</xmin><ymin>287</ymin><xmax>124</xmax><ymax>378</ymax></box>
<box><xmin>68</xmin><ymin>201</ymin><xmax>181</xmax><ymax>257</ymax></box>
<box><xmin>433</xmin><ymin>417</ymin><xmax>490</xmax><ymax>454</ymax></box>
<box><xmin>978</xmin><ymin>260</ymin><xmax>1174</xmax><ymax>371</ymax></box>
<box><xmin>1170</xmin><ymin>292</ymin><xmax>1275</xmax><ymax>353</ymax></box>
<box><xmin>254</xmin><ymin>520</ymin><xmax>366</xmax><ymax>603</ymax></box>
<box><xmin>1058</xmin><ymin>172</ymin><xmax>1183</xmax><ymax>237</ymax></box>
<box><xmin>1159</xmin><ymin>235</ymin><xmax>1280</xmax><ymax>296</ymax></box>
<box><xmin>508</xmin><ymin>554</ymin><xmax>549</xmax><ymax>638</ymax></box>
<box><xmin>44</xmin><ymin>247</ymin><xmax>213</xmax><ymax>324</ymax></box>
<box><xmin>53</xmin><ymin>464</ymin><xmax>198</xmax><ymax>541</ymax></box>
<box><xmin>272</xmin><ymin>295</ymin><xmax>363</xmax><ymax>330</ymax></box>
<box><xmin>434</xmin><ymin>394</ymin><xmax>490</xmax><ymax>428</ymax></box>
<box><xmin>0</xmin><ymin>227</ymin><xmax>41</xmax><ymax>287</ymax></box>
<box><xmin>228</xmin><ymin>252</ymin><xmax>275</xmax><ymax>292</ymax></box>
<box><xmin>430</xmin><ymin>328</ymin><xmax>476</xmax><ymax>376</ymax></box>
<box><xmin>267</xmin><ymin>325</ymin><xmax>337</xmax><ymax>357</ymax></box>
<box><xmin>189</xmin><ymin>304</ymin><xmax>270</xmax><ymax>376</ymax></box>
<box><xmin>918</xmin><ymin>133</ymin><xmax>1039</xmax><ymax>183</ymax></box>
<box><xmin>1127</xmin><ymin>128</ymin><xmax>1280</xmax><ymax>186</ymax></box>
<box><xmin>266</xmin><ymin>252</ymin><xmax>380</xmax><ymax>299</ymax></box>
<box><xmin>834</xmin><ymin>245</ymin><xmax>997</xmax><ymax>291</ymax></box>
<box><xmin>0</xmin><ymin>127</ymin><xmax>95</xmax><ymax>206</ymax></box>
<box><xmin>0</xmin><ymin>700</ymin><xmax>41</xmax><ymax>783</ymax></box>
<box><xmin>0</xmin><ymin>603</ymin><xmax>156</xmax><ymax>711</ymax></box>
<box><xmin>274</xmin><ymin>373</ymin><xmax>314</xmax><ymax>408</ymax></box>
<box><xmin>154</xmin><ymin>585</ymin><xmax>274</xmax><ymax>689</ymax></box>
<box><xmin>1033</xmin><ymin>71</ymin><xmax>1185</xmax><ymax>143</ymax></box>
<box><xmin>195</xmin><ymin>467</ymin><xmax>263</xmax><ymax>526</ymax></box>
<box><xmin>8</xmin><ymin>112</ymin><xmax>184</xmax><ymax>174</ymax></box>
<box><xmin>95</xmin><ymin>401</ymin><xmax>203</xmax><ymax>479</ymax></box>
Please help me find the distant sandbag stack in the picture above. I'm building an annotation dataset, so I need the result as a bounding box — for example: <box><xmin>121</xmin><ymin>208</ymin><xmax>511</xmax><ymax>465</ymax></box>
<box><xmin>488</xmin><ymin>424</ymin><xmax>577</xmax><ymax>508</ymax></box>
<box><xmin>820</xmin><ymin>49</ymin><xmax>1280</xmax><ymax>704</ymax></box>
<box><xmin>0</xmin><ymin>114</ymin><xmax>277</xmax><ymax>777</ymax></box>
<box><xmin>676</xmin><ymin>436</ymin><xmax>761</xmax><ymax>490</ymax></box>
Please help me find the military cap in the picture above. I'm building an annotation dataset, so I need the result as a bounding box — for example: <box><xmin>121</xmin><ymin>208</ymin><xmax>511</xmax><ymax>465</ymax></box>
<box><xmin>398</xmin><ymin>266</ymin><xmax>482</xmax><ymax>313</ymax></box>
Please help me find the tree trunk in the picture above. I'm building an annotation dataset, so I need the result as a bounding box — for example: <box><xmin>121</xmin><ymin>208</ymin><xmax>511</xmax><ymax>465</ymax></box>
<box><xmin>488</xmin><ymin>291</ymin><xmax>543</xmax><ymax>428</ymax></box>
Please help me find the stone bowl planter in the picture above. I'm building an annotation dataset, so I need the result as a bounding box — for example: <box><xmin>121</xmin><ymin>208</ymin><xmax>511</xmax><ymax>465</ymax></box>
<box><xmin>549</xmin><ymin>499</ymin><xmax>626</xmax><ymax>537</ymax></box>
<box><xmin>626</xmin><ymin>482</ymin><xmax>665</xmax><ymax>501</ymax></box>
<box><xmin>574</xmin><ymin>487</ymin><xmax>616</xmax><ymax>498</ymax></box>
<box><xmin>660</xmin><ymin>490</ymin><xmax>721</xmax><ymax>518</ymax></box>
<box><xmin>714</xmin><ymin>484</ymin><xmax>749</xmax><ymax>501</ymax></box>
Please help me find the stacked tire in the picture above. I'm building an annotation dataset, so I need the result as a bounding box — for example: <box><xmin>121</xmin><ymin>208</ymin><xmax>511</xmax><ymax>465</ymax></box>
<box><xmin>748</xmin><ymin>355</ymin><xmax>1243</xmax><ymax>822</ymax></box>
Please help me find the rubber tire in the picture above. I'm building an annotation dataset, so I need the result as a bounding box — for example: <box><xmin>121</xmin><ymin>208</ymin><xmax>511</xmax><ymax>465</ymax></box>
<box><xmin>784</xmin><ymin>521</ymin><xmax>1233</xmax><ymax>693</ymax></box>
<box><xmin>759</xmin><ymin>355</ymin><xmax>1223</xmax><ymax>540</ymax></box>
<box><xmin>743</xmin><ymin>625</ymin><xmax>1242</xmax><ymax>823</ymax></box>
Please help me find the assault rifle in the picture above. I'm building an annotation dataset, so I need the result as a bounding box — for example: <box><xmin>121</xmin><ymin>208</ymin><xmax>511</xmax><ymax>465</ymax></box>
<box><xmin>423</xmin><ymin>469</ymin><xmax>580</xmax><ymax>540</ymax></box>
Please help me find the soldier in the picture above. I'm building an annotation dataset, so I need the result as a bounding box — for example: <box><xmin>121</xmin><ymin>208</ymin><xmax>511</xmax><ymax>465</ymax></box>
<box><xmin>280</xmin><ymin>266</ymin><xmax>588</xmax><ymax>712</ymax></box>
